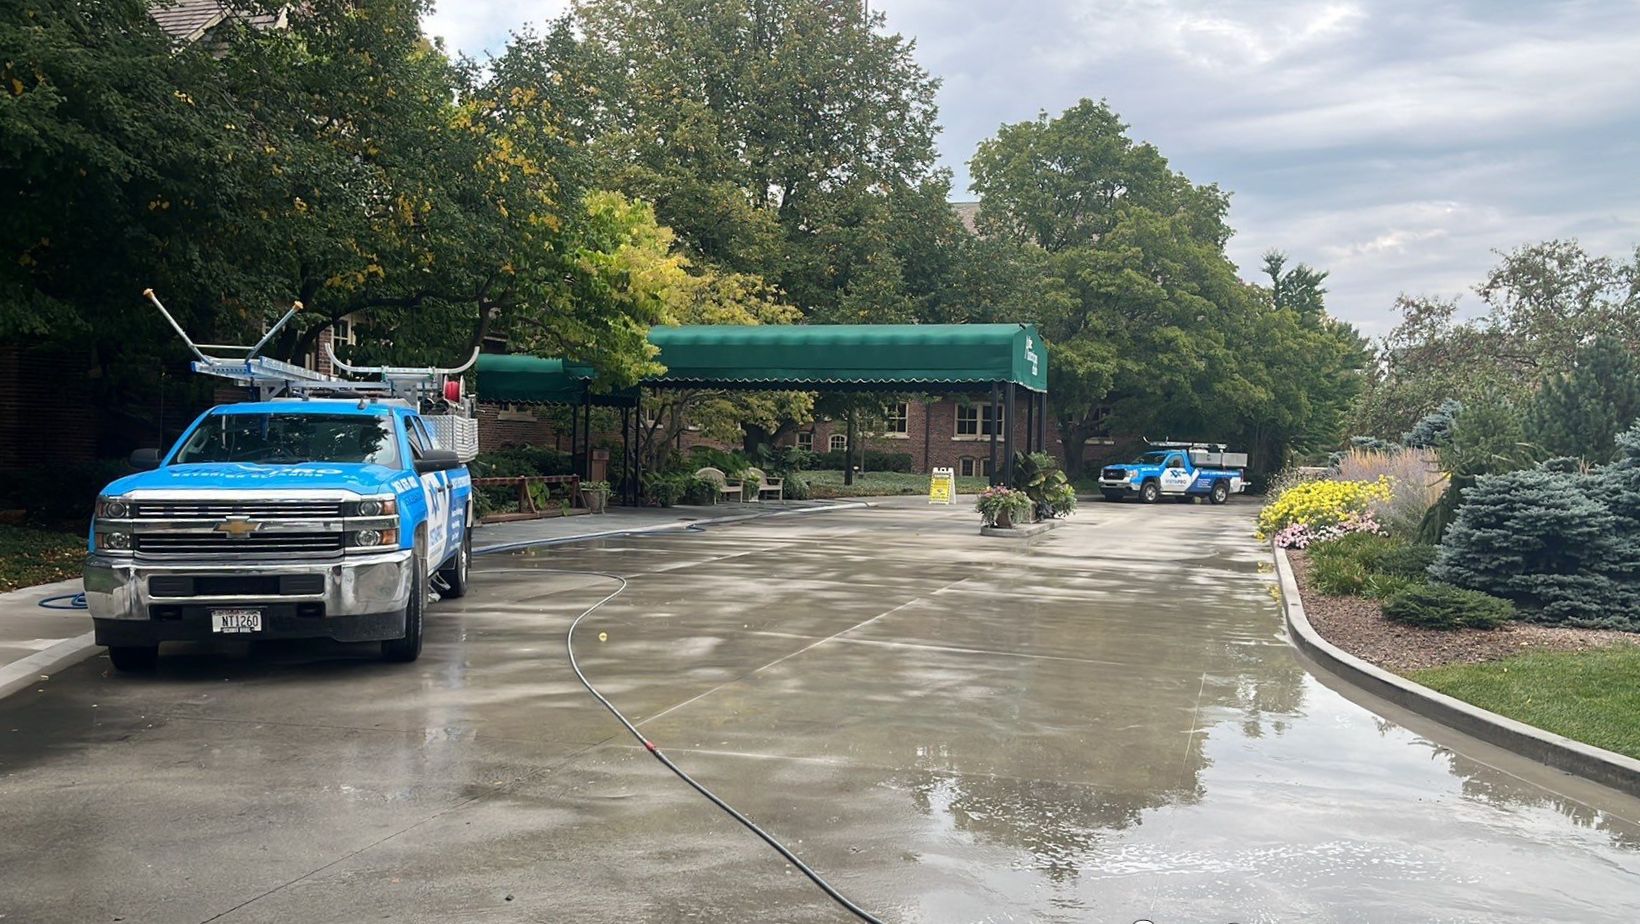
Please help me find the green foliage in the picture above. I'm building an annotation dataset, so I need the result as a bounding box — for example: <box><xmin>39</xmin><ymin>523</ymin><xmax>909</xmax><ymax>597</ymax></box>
<box><xmin>1352</xmin><ymin>241</ymin><xmax>1640</xmax><ymax>441</ymax></box>
<box><xmin>803</xmin><ymin>470</ymin><xmax>987</xmax><ymax>499</ymax></box>
<box><xmin>1305</xmin><ymin>533</ymin><xmax>1440</xmax><ymax>601</ymax></box>
<box><xmin>1524</xmin><ymin>336</ymin><xmax>1640</xmax><ymax>464</ymax></box>
<box><xmin>1403</xmin><ymin>399</ymin><xmax>1462</xmax><ymax>449</ymax></box>
<box><xmin>685</xmin><ymin>446</ymin><xmax>751</xmax><ymax>480</ymax></box>
<box><xmin>968</xmin><ymin>99</ymin><xmax>1365</xmax><ymax>478</ymax></box>
<box><xmin>1362</xmin><ymin>572</ymin><xmax>1418</xmax><ymax>600</ymax></box>
<box><xmin>1412</xmin><ymin>646</ymin><xmax>1640</xmax><ymax>761</ymax></box>
<box><xmin>1373</xmin><ymin>543</ymin><xmax>1439</xmax><ymax>580</ymax></box>
<box><xmin>805</xmin><ymin>449</ymin><xmax>915</xmax><ymax>472</ymax></box>
<box><xmin>1382</xmin><ymin>583</ymin><xmax>1514</xmax><ymax>630</ymax></box>
<box><xmin>1010</xmin><ymin>451</ymin><xmax>1075</xmax><ymax>518</ymax></box>
<box><xmin>471</xmin><ymin>447</ymin><xmax>573</xmax><ymax>478</ymax></box>
<box><xmin>0</xmin><ymin>524</ymin><xmax>84</xmax><ymax>591</ymax></box>
<box><xmin>1309</xmin><ymin>555</ymin><xmax>1369</xmax><ymax>596</ymax></box>
<box><xmin>575</xmin><ymin>0</ymin><xmax>949</xmax><ymax>325</ymax></box>
<box><xmin>1431</xmin><ymin>463</ymin><xmax>1635</xmax><ymax>628</ymax></box>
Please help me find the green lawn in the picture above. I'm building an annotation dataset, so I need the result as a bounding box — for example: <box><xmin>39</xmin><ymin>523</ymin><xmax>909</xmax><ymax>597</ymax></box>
<box><xmin>801</xmin><ymin>469</ymin><xmax>990</xmax><ymax>499</ymax></box>
<box><xmin>0</xmin><ymin>524</ymin><xmax>85</xmax><ymax>592</ymax></box>
<box><xmin>1412</xmin><ymin>646</ymin><xmax>1640</xmax><ymax>761</ymax></box>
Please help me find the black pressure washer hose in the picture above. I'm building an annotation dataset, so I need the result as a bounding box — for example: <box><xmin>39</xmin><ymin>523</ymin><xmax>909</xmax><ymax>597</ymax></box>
<box><xmin>538</xmin><ymin>564</ymin><xmax>886</xmax><ymax>923</ymax></box>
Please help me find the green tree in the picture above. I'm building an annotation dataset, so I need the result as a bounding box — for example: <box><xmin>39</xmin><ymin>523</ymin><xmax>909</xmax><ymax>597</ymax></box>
<box><xmin>1351</xmin><ymin>241</ymin><xmax>1640</xmax><ymax>440</ymax></box>
<box><xmin>573</xmin><ymin>0</ymin><xmax>949</xmax><ymax>320</ymax></box>
<box><xmin>1262</xmin><ymin>250</ymin><xmax>1328</xmax><ymax>317</ymax></box>
<box><xmin>1525</xmin><ymin>336</ymin><xmax>1640</xmax><ymax>464</ymax></box>
<box><xmin>968</xmin><ymin>99</ymin><xmax>1362</xmax><ymax>476</ymax></box>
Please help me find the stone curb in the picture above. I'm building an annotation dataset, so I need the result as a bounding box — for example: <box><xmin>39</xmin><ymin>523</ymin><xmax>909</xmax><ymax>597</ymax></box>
<box><xmin>979</xmin><ymin>520</ymin><xmax>1061</xmax><ymax>538</ymax></box>
<box><xmin>0</xmin><ymin>631</ymin><xmax>100</xmax><ymax>702</ymax></box>
<box><xmin>1273</xmin><ymin>543</ymin><xmax>1640</xmax><ymax>799</ymax></box>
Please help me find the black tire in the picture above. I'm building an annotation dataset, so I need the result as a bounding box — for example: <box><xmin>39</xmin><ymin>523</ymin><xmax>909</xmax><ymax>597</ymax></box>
<box><xmin>436</xmin><ymin>522</ymin><xmax>471</xmax><ymax>599</ymax></box>
<box><xmin>382</xmin><ymin>553</ymin><xmax>425</xmax><ymax>663</ymax></box>
<box><xmin>1139</xmin><ymin>480</ymin><xmax>1160</xmax><ymax>504</ymax></box>
<box><xmin>1101</xmin><ymin>490</ymin><xmax>1125</xmax><ymax>502</ymax></box>
<box><xmin>1210</xmin><ymin>481</ymin><xmax>1230</xmax><ymax>505</ymax></box>
<box><xmin>108</xmin><ymin>645</ymin><xmax>158</xmax><ymax>672</ymax></box>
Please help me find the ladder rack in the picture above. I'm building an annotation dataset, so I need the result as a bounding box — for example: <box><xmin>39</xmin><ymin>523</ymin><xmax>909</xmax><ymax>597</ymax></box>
<box><xmin>143</xmin><ymin>288</ymin><xmax>482</xmax><ymax>459</ymax></box>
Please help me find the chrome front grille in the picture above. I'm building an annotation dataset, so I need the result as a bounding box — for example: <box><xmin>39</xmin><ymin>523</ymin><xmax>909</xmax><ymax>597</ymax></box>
<box><xmin>135</xmin><ymin>532</ymin><xmax>345</xmax><ymax>557</ymax></box>
<box><xmin>133</xmin><ymin>500</ymin><xmax>346</xmax><ymax>519</ymax></box>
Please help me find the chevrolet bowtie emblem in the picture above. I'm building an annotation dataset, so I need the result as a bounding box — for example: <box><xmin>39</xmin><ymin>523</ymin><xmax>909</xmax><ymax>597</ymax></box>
<box><xmin>214</xmin><ymin>517</ymin><xmax>260</xmax><ymax>538</ymax></box>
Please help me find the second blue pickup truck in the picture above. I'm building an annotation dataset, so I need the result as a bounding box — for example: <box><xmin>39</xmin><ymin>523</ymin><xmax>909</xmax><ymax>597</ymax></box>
<box><xmin>1097</xmin><ymin>442</ymin><xmax>1248</xmax><ymax>505</ymax></box>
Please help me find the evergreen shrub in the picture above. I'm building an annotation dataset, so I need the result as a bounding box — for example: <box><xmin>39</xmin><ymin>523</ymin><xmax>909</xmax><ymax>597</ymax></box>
<box><xmin>1382</xmin><ymin>584</ymin><xmax>1514</xmax><ymax>630</ymax></box>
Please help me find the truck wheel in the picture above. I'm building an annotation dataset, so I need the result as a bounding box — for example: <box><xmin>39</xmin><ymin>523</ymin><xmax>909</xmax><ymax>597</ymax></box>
<box><xmin>1101</xmin><ymin>490</ymin><xmax>1125</xmax><ymax>502</ymax></box>
<box><xmin>108</xmin><ymin>645</ymin><xmax>158</xmax><ymax>673</ymax></box>
<box><xmin>1210</xmin><ymin>481</ymin><xmax>1230</xmax><ymax>505</ymax></box>
<box><xmin>382</xmin><ymin>554</ymin><xmax>425</xmax><ymax>663</ymax></box>
<box><xmin>1139</xmin><ymin>480</ymin><xmax>1160</xmax><ymax>504</ymax></box>
<box><xmin>436</xmin><ymin>525</ymin><xmax>471</xmax><ymax>599</ymax></box>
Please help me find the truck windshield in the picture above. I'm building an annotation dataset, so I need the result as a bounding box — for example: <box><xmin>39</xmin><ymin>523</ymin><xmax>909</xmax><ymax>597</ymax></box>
<box><xmin>1130</xmin><ymin>451</ymin><xmax>1170</xmax><ymax>465</ymax></box>
<box><xmin>172</xmin><ymin>413</ymin><xmax>400</xmax><ymax>467</ymax></box>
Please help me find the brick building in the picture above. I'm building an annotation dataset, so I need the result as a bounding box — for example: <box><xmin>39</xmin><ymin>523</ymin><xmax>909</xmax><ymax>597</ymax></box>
<box><xmin>473</xmin><ymin>393</ymin><xmax>1119</xmax><ymax>478</ymax></box>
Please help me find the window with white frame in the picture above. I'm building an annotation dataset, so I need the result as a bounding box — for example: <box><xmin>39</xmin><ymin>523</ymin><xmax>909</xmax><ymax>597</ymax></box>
<box><xmin>955</xmin><ymin>403</ymin><xmax>1004</xmax><ymax>437</ymax></box>
<box><xmin>884</xmin><ymin>402</ymin><xmax>908</xmax><ymax>434</ymax></box>
<box><xmin>959</xmin><ymin>456</ymin><xmax>989</xmax><ymax>477</ymax></box>
<box><xmin>829</xmin><ymin>433</ymin><xmax>848</xmax><ymax>452</ymax></box>
<box><xmin>796</xmin><ymin>431</ymin><xmax>814</xmax><ymax>451</ymax></box>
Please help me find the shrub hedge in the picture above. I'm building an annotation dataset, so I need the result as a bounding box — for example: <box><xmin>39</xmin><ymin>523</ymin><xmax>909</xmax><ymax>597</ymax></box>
<box><xmin>1382</xmin><ymin>584</ymin><xmax>1514</xmax><ymax>630</ymax></box>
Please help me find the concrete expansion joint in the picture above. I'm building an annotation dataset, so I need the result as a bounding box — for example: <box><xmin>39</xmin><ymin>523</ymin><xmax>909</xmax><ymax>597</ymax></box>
<box><xmin>1272</xmin><ymin>542</ymin><xmax>1640</xmax><ymax>799</ymax></box>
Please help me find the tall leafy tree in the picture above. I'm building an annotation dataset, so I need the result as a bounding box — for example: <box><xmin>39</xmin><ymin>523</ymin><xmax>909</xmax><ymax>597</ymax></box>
<box><xmin>1351</xmin><ymin>240</ymin><xmax>1640</xmax><ymax>440</ymax></box>
<box><xmin>968</xmin><ymin>99</ymin><xmax>1361</xmax><ymax>476</ymax></box>
<box><xmin>1525</xmin><ymin>336</ymin><xmax>1640</xmax><ymax>464</ymax></box>
<box><xmin>573</xmin><ymin>0</ymin><xmax>949</xmax><ymax>320</ymax></box>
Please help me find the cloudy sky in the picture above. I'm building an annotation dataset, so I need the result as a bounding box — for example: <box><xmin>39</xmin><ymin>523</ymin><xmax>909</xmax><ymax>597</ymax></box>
<box><xmin>425</xmin><ymin>1</ymin><xmax>1640</xmax><ymax>335</ymax></box>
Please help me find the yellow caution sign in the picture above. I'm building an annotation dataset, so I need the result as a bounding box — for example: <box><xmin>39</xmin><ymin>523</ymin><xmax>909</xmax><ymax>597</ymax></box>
<box><xmin>928</xmin><ymin>467</ymin><xmax>956</xmax><ymax>505</ymax></box>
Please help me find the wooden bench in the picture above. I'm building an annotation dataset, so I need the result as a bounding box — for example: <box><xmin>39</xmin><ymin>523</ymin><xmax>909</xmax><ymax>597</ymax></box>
<box><xmin>744</xmin><ymin>466</ymin><xmax>784</xmax><ymax>502</ymax></box>
<box><xmin>695</xmin><ymin>467</ymin><xmax>743</xmax><ymax>503</ymax></box>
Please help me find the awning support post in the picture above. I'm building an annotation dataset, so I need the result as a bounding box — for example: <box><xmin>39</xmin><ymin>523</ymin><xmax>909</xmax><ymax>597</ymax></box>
<box><xmin>988</xmin><ymin>382</ymin><xmax>1000</xmax><ymax>486</ymax></box>
<box><xmin>1004</xmin><ymin>382</ymin><xmax>1017</xmax><ymax>486</ymax></box>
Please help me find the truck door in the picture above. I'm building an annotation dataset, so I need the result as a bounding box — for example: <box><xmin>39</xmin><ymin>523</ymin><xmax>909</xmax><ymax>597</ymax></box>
<box><xmin>1160</xmin><ymin>454</ymin><xmax>1194</xmax><ymax>494</ymax></box>
<box><xmin>406</xmin><ymin>416</ymin><xmax>451</xmax><ymax>565</ymax></box>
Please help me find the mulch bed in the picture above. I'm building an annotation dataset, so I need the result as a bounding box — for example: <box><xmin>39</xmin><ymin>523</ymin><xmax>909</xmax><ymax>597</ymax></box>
<box><xmin>1288</xmin><ymin>550</ymin><xmax>1635</xmax><ymax>674</ymax></box>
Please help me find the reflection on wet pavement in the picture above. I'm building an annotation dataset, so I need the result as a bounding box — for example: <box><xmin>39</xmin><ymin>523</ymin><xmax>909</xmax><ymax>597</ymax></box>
<box><xmin>1</xmin><ymin>498</ymin><xmax>1638</xmax><ymax>923</ymax></box>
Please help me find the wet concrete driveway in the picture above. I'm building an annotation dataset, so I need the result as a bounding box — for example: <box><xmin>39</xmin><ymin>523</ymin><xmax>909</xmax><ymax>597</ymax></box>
<box><xmin>3</xmin><ymin>499</ymin><xmax>1640</xmax><ymax>923</ymax></box>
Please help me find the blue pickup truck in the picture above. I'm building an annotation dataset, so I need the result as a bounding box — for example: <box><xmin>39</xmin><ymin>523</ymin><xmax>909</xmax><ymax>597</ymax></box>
<box><xmin>85</xmin><ymin>400</ymin><xmax>473</xmax><ymax>670</ymax></box>
<box><xmin>1097</xmin><ymin>442</ymin><xmax>1248</xmax><ymax>505</ymax></box>
<box><xmin>84</xmin><ymin>291</ymin><xmax>478</xmax><ymax>671</ymax></box>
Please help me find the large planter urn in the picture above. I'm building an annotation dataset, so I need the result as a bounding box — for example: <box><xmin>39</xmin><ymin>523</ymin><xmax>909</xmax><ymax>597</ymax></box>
<box><xmin>993</xmin><ymin>507</ymin><xmax>1014</xmax><ymax>529</ymax></box>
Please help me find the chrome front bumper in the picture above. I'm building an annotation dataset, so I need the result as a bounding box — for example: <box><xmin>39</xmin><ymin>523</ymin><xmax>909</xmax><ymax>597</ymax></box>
<box><xmin>84</xmin><ymin>549</ymin><xmax>415</xmax><ymax>621</ymax></box>
<box><xmin>1097</xmin><ymin>478</ymin><xmax>1138</xmax><ymax>491</ymax></box>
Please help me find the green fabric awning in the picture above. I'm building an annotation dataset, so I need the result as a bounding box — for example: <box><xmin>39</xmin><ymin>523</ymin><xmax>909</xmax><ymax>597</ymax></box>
<box><xmin>474</xmin><ymin>353</ymin><xmax>638</xmax><ymax>407</ymax></box>
<box><xmin>644</xmin><ymin>323</ymin><xmax>1047</xmax><ymax>393</ymax></box>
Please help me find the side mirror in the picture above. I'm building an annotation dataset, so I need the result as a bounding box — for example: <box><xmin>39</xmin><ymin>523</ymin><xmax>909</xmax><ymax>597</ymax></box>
<box><xmin>413</xmin><ymin>448</ymin><xmax>462</xmax><ymax>474</ymax></box>
<box><xmin>130</xmin><ymin>448</ymin><xmax>162</xmax><ymax>470</ymax></box>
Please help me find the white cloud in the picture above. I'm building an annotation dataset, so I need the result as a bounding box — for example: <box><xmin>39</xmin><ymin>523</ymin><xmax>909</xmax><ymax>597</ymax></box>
<box><xmin>420</xmin><ymin>0</ymin><xmax>1640</xmax><ymax>335</ymax></box>
<box><xmin>423</xmin><ymin>0</ymin><xmax>569</xmax><ymax>58</ymax></box>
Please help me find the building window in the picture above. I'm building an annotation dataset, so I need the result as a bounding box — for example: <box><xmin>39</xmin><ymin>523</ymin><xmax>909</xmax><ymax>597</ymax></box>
<box><xmin>498</xmin><ymin>403</ymin><xmax>535</xmax><ymax>422</ymax></box>
<box><xmin>955</xmin><ymin>403</ymin><xmax>1004</xmax><ymax>437</ymax></box>
<box><xmin>334</xmin><ymin>318</ymin><xmax>354</xmax><ymax>345</ymax></box>
<box><xmin>796</xmin><ymin>431</ymin><xmax>814</xmax><ymax>451</ymax></box>
<box><xmin>829</xmin><ymin>433</ymin><xmax>848</xmax><ymax>452</ymax></box>
<box><xmin>884</xmin><ymin>403</ymin><xmax>908</xmax><ymax>434</ymax></box>
<box><xmin>958</xmin><ymin>457</ymin><xmax>989</xmax><ymax>477</ymax></box>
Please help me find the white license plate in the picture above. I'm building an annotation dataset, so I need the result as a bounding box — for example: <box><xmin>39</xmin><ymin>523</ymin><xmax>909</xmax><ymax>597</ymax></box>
<box><xmin>211</xmin><ymin>609</ymin><xmax>263</xmax><ymax>634</ymax></box>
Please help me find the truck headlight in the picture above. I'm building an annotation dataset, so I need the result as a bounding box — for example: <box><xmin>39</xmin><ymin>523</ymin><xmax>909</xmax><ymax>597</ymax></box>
<box><xmin>96</xmin><ymin>497</ymin><xmax>130</xmax><ymax>519</ymax></box>
<box><xmin>346</xmin><ymin>497</ymin><xmax>397</xmax><ymax>517</ymax></box>
<box><xmin>350</xmin><ymin>528</ymin><xmax>398</xmax><ymax>548</ymax></box>
<box><xmin>99</xmin><ymin>531</ymin><xmax>132</xmax><ymax>551</ymax></box>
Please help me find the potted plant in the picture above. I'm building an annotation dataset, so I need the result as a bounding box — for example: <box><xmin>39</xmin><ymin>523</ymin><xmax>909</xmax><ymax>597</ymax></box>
<box><xmin>581</xmin><ymin>480</ymin><xmax>611</xmax><ymax>514</ymax></box>
<box><xmin>976</xmin><ymin>486</ymin><xmax>1031</xmax><ymax>528</ymax></box>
